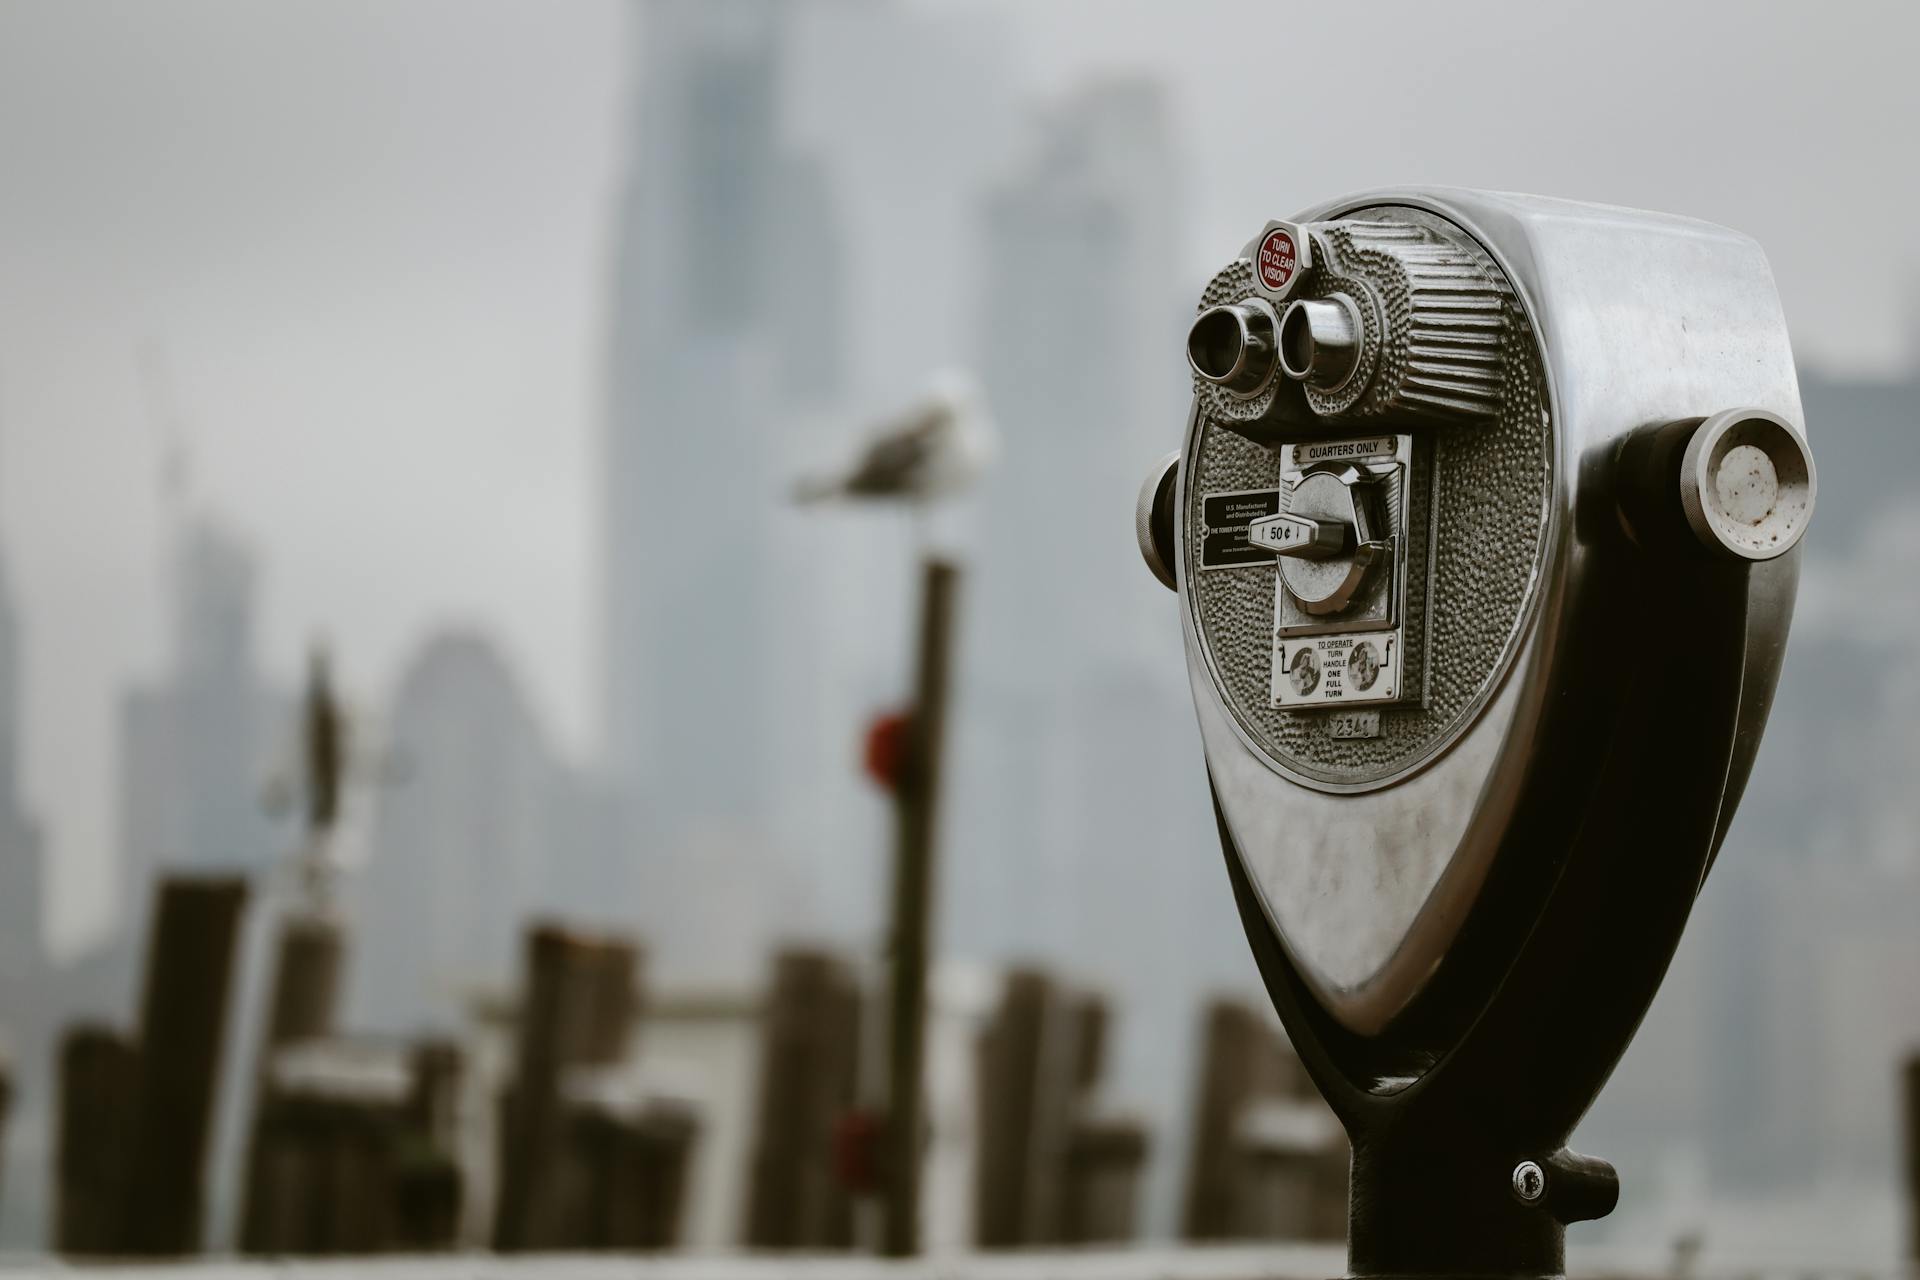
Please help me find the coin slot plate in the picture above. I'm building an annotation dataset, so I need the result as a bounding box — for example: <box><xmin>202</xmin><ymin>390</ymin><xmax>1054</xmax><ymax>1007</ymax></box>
<box><xmin>1270</xmin><ymin>434</ymin><xmax>1415</xmax><ymax>710</ymax></box>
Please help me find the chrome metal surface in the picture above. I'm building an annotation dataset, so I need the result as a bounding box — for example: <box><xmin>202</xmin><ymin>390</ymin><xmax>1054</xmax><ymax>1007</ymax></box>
<box><xmin>1511</xmin><ymin>1161</ymin><xmax>1546</xmax><ymax>1204</ymax></box>
<box><xmin>1274</xmin><ymin>468</ymin><xmax>1384</xmax><ymax>615</ymax></box>
<box><xmin>1279</xmin><ymin>296</ymin><xmax>1362</xmax><ymax>391</ymax></box>
<box><xmin>1249</xmin><ymin>510</ymin><xmax>1345</xmax><ymax>559</ymax></box>
<box><xmin>1178</xmin><ymin>188</ymin><xmax>1807</xmax><ymax>1033</ymax></box>
<box><xmin>1680</xmin><ymin>407</ymin><xmax>1815</xmax><ymax>560</ymax></box>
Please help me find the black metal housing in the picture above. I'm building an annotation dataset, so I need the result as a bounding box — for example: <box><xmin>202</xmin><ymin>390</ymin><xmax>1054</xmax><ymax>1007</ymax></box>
<box><xmin>1212</xmin><ymin>440</ymin><xmax>1798</xmax><ymax>1275</ymax></box>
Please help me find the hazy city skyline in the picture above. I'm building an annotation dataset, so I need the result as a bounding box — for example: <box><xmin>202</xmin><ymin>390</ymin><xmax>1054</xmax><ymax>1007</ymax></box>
<box><xmin>0</xmin><ymin>0</ymin><xmax>1918</xmax><ymax>1260</ymax></box>
<box><xmin>2</xmin><ymin>0</ymin><xmax>1917</xmax><ymax>951</ymax></box>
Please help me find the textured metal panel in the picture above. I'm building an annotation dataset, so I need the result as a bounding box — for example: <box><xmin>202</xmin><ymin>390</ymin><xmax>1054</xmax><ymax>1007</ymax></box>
<box><xmin>1180</xmin><ymin>187</ymin><xmax>1804</xmax><ymax>1034</ymax></box>
<box><xmin>1183</xmin><ymin>206</ymin><xmax>1551</xmax><ymax>789</ymax></box>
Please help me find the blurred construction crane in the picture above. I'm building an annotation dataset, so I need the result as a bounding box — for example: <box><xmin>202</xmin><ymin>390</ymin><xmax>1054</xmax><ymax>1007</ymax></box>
<box><xmin>261</xmin><ymin>642</ymin><xmax>406</xmax><ymax>911</ymax></box>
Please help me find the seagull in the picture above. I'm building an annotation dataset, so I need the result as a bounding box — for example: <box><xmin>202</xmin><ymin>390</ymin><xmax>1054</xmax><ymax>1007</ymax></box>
<box><xmin>794</xmin><ymin>370</ymin><xmax>997</xmax><ymax>505</ymax></box>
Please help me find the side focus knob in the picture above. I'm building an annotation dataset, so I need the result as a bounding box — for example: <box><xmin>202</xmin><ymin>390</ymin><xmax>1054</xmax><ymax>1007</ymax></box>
<box><xmin>1136</xmin><ymin>451</ymin><xmax>1180</xmax><ymax>592</ymax></box>
<box><xmin>1679</xmin><ymin>408</ymin><xmax>1815</xmax><ymax>561</ymax></box>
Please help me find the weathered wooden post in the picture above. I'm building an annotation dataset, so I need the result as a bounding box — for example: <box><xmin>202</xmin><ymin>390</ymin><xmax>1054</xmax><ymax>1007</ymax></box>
<box><xmin>240</xmin><ymin>910</ymin><xmax>345</xmax><ymax>1253</ymax></box>
<box><xmin>1053</xmin><ymin>991</ymin><xmax>1149</xmax><ymax>1242</ymax></box>
<box><xmin>744</xmin><ymin>947</ymin><xmax>862</xmax><ymax>1248</ymax></box>
<box><xmin>494</xmin><ymin>925</ymin><xmax>579</xmax><ymax>1251</ymax></box>
<box><xmin>241</xmin><ymin>1035</ymin><xmax>465</xmax><ymax>1256</ymax></box>
<box><xmin>260</xmin><ymin>913</ymin><xmax>343</xmax><ymax>1049</ymax></box>
<box><xmin>54</xmin><ymin>1025</ymin><xmax>141</xmax><ymax>1253</ymax></box>
<box><xmin>1061</xmin><ymin>1116</ymin><xmax>1149</xmax><ymax>1244</ymax></box>
<box><xmin>1233</xmin><ymin>1097</ymin><xmax>1347</xmax><ymax>1241</ymax></box>
<box><xmin>1904</xmin><ymin>1051</ymin><xmax>1920</xmax><ymax>1262</ymax></box>
<box><xmin>406</xmin><ymin>1038</ymin><xmax>463</xmax><ymax>1155</ymax></box>
<box><xmin>493</xmin><ymin>924</ymin><xmax>642</xmax><ymax>1251</ymax></box>
<box><xmin>974</xmin><ymin>970</ymin><xmax>1137</xmax><ymax>1247</ymax></box>
<box><xmin>1185</xmin><ymin>999</ymin><xmax>1287</xmax><ymax>1238</ymax></box>
<box><xmin>555</xmin><ymin>1093</ymin><xmax>698</xmax><ymax>1249</ymax></box>
<box><xmin>119</xmin><ymin>875</ymin><xmax>248</xmax><ymax>1256</ymax></box>
<box><xmin>1182</xmin><ymin>996</ymin><xmax>1344</xmax><ymax>1241</ymax></box>
<box><xmin>880</xmin><ymin>557</ymin><xmax>959</xmax><ymax>1258</ymax></box>
<box><xmin>622</xmin><ymin>1101</ymin><xmax>699</xmax><ymax>1249</ymax></box>
<box><xmin>392</xmin><ymin>1038</ymin><xmax>465</xmax><ymax>1251</ymax></box>
<box><xmin>973</xmin><ymin>968</ymin><xmax>1049</xmax><ymax>1247</ymax></box>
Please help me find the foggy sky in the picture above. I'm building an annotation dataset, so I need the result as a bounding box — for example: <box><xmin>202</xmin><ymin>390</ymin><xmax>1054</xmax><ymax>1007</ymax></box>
<box><xmin>0</xmin><ymin>0</ymin><xmax>1915</xmax><ymax>949</ymax></box>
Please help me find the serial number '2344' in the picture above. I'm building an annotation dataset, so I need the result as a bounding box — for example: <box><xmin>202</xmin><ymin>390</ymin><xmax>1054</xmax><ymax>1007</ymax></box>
<box><xmin>1326</xmin><ymin>710</ymin><xmax>1381</xmax><ymax>740</ymax></box>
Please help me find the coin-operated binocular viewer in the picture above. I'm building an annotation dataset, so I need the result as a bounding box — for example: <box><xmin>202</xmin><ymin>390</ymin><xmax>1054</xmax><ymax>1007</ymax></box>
<box><xmin>1137</xmin><ymin>189</ymin><xmax>1815</xmax><ymax>1274</ymax></box>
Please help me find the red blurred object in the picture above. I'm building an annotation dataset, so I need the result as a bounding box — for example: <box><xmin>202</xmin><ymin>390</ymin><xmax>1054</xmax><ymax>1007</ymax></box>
<box><xmin>863</xmin><ymin>710</ymin><xmax>911</xmax><ymax>794</ymax></box>
<box><xmin>833</xmin><ymin>1106</ymin><xmax>883</xmax><ymax>1194</ymax></box>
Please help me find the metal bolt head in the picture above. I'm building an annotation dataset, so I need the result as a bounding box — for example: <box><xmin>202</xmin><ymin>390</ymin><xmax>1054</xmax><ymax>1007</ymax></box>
<box><xmin>1511</xmin><ymin>1160</ymin><xmax>1547</xmax><ymax>1204</ymax></box>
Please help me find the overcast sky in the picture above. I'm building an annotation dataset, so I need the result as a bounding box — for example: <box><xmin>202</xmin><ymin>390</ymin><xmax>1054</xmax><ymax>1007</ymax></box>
<box><xmin>1</xmin><ymin>0</ymin><xmax>1915</xmax><ymax>950</ymax></box>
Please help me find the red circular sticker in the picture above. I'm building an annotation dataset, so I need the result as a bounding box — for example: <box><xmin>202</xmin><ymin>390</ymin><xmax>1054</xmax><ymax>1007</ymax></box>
<box><xmin>1257</xmin><ymin>228</ymin><xmax>1298</xmax><ymax>292</ymax></box>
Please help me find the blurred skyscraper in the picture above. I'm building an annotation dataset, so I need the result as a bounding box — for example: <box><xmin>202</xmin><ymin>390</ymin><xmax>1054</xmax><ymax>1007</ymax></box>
<box><xmin>349</xmin><ymin>630</ymin><xmax>596</xmax><ymax>1033</ymax></box>
<box><xmin>601</xmin><ymin>0</ymin><xmax>850</xmax><ymax>976</ymax></box>
<box><xmin>959</xmin><ymin>77</ymin><xmax>1191</xmax><ymax>957</ymax></box>
<box><xmin>1698</xmin><ymin>366</ymin><xmax>1920</xmax><ymax>1196</ymax></box>
<box><xmin>117</xmin><ymin>517</ymin><xmax>286</xmax><ymax>907</ymax></box>
<box><xmin>952</xmin><ymin>79</ymin><xmax>1262</xmax><ymax>1236</ymax></box>
<box><xmin>973</xmin><ymin>79</ymin><xmax>1187</xmax><ymax>677</ymax></box>
<box><xmin>1578</xmin><ymin>362</ymin><xmax>1920</xmax><ymax>1243</ymax></box>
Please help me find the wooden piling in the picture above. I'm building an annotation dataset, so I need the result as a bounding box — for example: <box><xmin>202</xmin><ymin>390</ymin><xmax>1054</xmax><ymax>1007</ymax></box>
<box><xmin>1231</xmin><ymin>1097</ymin><xmax>1346</xmax><ymax>1241</ymax></box>
<box><xmin>493</xmin><ymin>924</ymin><xmax>643</xmax><ymax>1251</ymax></box>
<box><xmin>393</xmin><ymin>1039</ymin><xmax>465</xmax><ymax>1252</ymax></box>
<box><xmin>974</xmin><ymin>971</ymin><xmax>1136</xmax><ymax>1248</ymax></box>
<box><xmin>1181</xmin><ymin>996</ymin><xmax>1344</xmax><ymax>1241</ymax></box>
<box><xmin>880</xmin><ymin>557</ymin><xmax>958</xmax><ymax>1258</ymax></box>
<box><xmin>556</xmin><ymin>1096</ymin><xmax>698</xmax><ymax>1249</ymax></box>
<box><xmin>406</xmin><ymin>1038</ymin><xmax>463</xmax><ymax>1154</ymax></box>
<box><xmin>54</xmin><ymin>1025</ymin><xmax>140</xmax><ymax>1254</ymax></box>
<box><xmin>973</xmin><ymin>968</ymin><xmax>1049</xmax><ymax>1247</ymax></box>
<box><xmin>743</xmin><ymin>947</ymin><xmax>862</xmax><ymax>1248</ymax></box>
<box><xmin>1904</xmin><ymin>1051</ymin><xmax>1920</xmax><ymax>1261</ymax></box>
<box><xmin>261</xmin><ymin>913</ymin><xmax>343</xmax><ymax>1049</ymax></box>
<box><xmin>1061</xmin><ymin>1115</ymin><xmax>1149</xmax><ymax>1244</ymax></box>
<box><xmin>240</xmin><ymin>911</ymin><xmax>346</xmax><ymax>1252</ymax></box>
<box><xmin>241</xmin><ymin>1036</ymin><xmax>465</xmax><ymax>1256</ymax></box>
<box><xmin>119</xmin><ymin>875</ymin><xmax>248</xmax><ymax>1256</ymax></box>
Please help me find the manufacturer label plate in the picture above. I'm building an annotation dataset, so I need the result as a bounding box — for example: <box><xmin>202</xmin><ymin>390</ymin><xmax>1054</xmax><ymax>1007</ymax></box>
<box><xmin>1199</xmin><ymin>489</ymin><xmax>1281</xmax><ymax>570</ymax></box>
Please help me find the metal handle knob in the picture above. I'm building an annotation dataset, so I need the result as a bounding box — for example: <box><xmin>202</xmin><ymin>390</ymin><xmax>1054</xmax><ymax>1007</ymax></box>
<box><xmin>1248</xmin><ymin>511</ymin><xmax>1347</xmax><ymax>559</ymax></box>
<box><xmin>1679</xmin><ymin>408</ymin><xmax>1815</xmax><ymax>561</ymax></box>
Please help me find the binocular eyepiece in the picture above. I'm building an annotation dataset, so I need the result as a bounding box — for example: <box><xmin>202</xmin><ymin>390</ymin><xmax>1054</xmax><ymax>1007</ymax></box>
<box><xmin>1186</xmin><ymin>299</ymin><xmax>1277</xmax><ymax>395</ymax></box>
<box><xmin>1189</xmin><ymin>295</ymin><xmax>1363</xmax><ymax>395</ymax></box>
